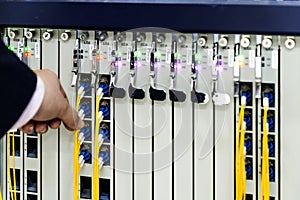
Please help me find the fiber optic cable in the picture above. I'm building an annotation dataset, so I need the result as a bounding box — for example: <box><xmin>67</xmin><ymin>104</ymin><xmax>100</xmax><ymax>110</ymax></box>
<box><xmin>261</xmin><ymin>96</ymin><xmax>270</xmax><ymax>200</ymax></box>
<box><xmin>236</xmin><ymin>95</ymin><xmax>246</xmax><ymax>200</ymax></box>
<box><xmin>74</xmin><ymin>87</ymin><xmax>84</xmax><ymax>200</ymax></box>
<box><xmin>93</xmin><ymin>87</ymin><xmax>104</xmax><ymax>200</ymax></box>
<box><xmin>12</xmin><ymin>132</ymin><xmax>17</xmax><ymax>200</ymax></box>
<box><xmin>7</xmin><ymin>133</ymin><xmax>14</xmax><ymax>200</ymax></box>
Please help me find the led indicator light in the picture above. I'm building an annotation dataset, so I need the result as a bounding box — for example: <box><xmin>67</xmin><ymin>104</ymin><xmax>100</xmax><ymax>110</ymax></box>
<box><xmin>154</xmin><ymin>51</ymin><xmax>161</xmax><ymax>59</ymax></box>
<box><xmin>8</xmin><ymin>46</ymin><xmax>14</xmax><ymax>52</ymax></box>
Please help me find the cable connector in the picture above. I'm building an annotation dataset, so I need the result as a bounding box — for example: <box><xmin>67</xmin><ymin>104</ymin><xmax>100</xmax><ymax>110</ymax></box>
<box><xmin>97</xmin><ymin>87</ymin><xmax>104</xmax><ymax>99</ymax></box>
<box><xmin>241</xmin><ymin>95</ymin><xmax>247</xmax><ymax>106</ymax></box>
<box><xmin>263</xmin><ymin>95</ymin><xmax>269</xmax><ymax>108</ymax></box>
<box><xmin>98</xmin><ymin>134</ymin><xmax>104</xmax><ymax>148</ymax></box>
<box><xmin>98</xmin><ymin>111</ymin><xmax>104</xmax><ymax>122</ymax></box>
<box><xmin>99</xmin><ymin>157</ymin><xmax>104</xmax><ymax>170</ymax></box>
<box><xmin>79</xmin><ymin>155</ymin><xmax>85</xmax><ymax>168</ymax></box>
<box><xmin>78</xmin><ymin>109</ymin><xmax>85</xmax><ymax>120</ymax></box>
<box><xmin>78</xmin><ymin>132</ymin><xmax>85</xmax><ymax>145</ymax></box>
<box><xmin>78</xmin><ymin>86</ymin><xmax>85</xmax><ymax>100</ymax></box>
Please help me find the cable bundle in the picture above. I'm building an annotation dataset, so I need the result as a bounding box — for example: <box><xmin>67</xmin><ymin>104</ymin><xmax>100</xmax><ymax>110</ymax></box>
<box><xmin>236</xmin><ymin>95</ymin><xmax>247</xmax><ymax>200</ymax></box>
<box><xmin>261</xmin><ymin>96</ymin><xmax>270</xmax><ymax>200</ymax></box>
<box><xmin>74</xmin><ymin>87</ymin><xmax>85</xmax><ymax>200</ymax></box>
<box><xmin>7</xmin><ymin>132</ymin><xmax>17</xmax><ymax>200</ymax></box>
<box><xmin>93</xmin><ymin>87</ymin><xmax>104</xmax><ymax>200</ymax></box>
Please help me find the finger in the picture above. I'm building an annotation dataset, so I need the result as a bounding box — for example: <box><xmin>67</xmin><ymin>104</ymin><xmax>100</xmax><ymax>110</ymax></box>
<box><xmin>20</xmin><ymin>121</ymin><xmax>35</xmax><ymax>134</ymax></box>
<box><xmin>59</xmin><ymin>101</ymin><xmax>84</xmax><ymax>131</ymax></box>
<box><xmin>49</xmin><ymin>119</ymin><xmax>61</xmax><ymax>129</ymax></box>
<box><xmin>35</xmin><ymin>122</ymin><xmax>48</xmax><ymax>134</ymax></box>
<box><xmin>59</xmin><ymin>82</ymin><xmax>68</xmax><ymax>100</ymax></box>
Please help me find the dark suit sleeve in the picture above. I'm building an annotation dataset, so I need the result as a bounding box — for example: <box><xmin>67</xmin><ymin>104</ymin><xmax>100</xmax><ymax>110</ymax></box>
<box><xmin>0</xmin><ymin>40</ymin><xmax>37</xmax><ymax>134</ymax></box>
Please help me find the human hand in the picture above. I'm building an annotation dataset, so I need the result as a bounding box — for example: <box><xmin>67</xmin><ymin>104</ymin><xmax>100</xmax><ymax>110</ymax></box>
<box><xmin>20</xmin><ymin>69</ymin><xmax>84</xmax><ymax>134</ymax></box>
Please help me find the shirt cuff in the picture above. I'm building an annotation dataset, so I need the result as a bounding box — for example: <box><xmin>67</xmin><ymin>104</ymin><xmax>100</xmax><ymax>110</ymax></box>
<box><xmin>9</xmin><ymin>77</ymin><xmax>45</xmax><ymax>131</ymax></box>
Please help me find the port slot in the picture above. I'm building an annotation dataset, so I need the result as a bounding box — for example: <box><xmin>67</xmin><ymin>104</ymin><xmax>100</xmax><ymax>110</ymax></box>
<box><xmin>261</xmin><ymin>110</ymin><xmax>275</xmax><ymax>132</ymax></box>
<box><xmin>244</xmin><ymin>109</ymin><xmax>253</xmax><ymax>131</ymax></box>
<box><xmin>10</xmin><ymin>135</ymin><xmax>20</xmax><ymax>157</ymax></box>
<box><xmin>99</xmin><ymin>100</ymin><xmax>110</xmax><ymax>120</ymax></box>
<box><xmin>261</xmin><ymin>83</ymin><xmax>275</xmax><ymax>108</ymax></box>
<box><xmin>10</xmin><ymin>168</ymin><xmax>20</xmax><ymax>191</ymax></box>
<box><xmin>99</xmin><ymin>144</ymin><xmax>110</xmax><ymax>166</ymax></box>
<box><xmin>245</xmin><ymin>157</ymin><xmax>253</xmax><ymax>180</ymax></box>
<box><xmin>80</xmin><ymin>98</ymin><xmax>92</xmax><ymax>119</ymax></box>
<box><xmin>246</xmin><ymin>194</ymin><xmax>253</xmax><ymax>200</ymax></box>
<box><xmin>269</xmin><ymin>160</ymin><xmax>275</xmax><ymax>182</ymax></box>
<box><xmin>100</xmin><ymin>122</ymin><xmax>110</xmax><ymax>143</ymax></box>
<box><xmin>99</xmin><ymin>178</ymin><xmax>110</xmax><ymax>199</ymax></box>
<box><xmin>80</xmin><ymin>176</ymin><xmax>92</xmax><ymax>199</ymax></box>
<box><xmin>27</xmin><ymin>194</ymin><xmax>37</xmax><ymax>200</ymax></box>
<box><xmin>9</xmin><ymin>193</ymin><xmax>20</xmax><ymax>200</ymax></box>
<box><xmin>27</xmin><ymin>170</ymin><xmax>38</xmax><ymax>193</ymax></box>
<box><xmin>268</xmin><ymin>135</ymin><xmax>275</xmax><ymax>157</ymax></box>
<box><xmin>244</xmin><ymin>133</ymin><xmax>253</xmax><ymax>156</ymax></box>
<box><xmin>98</xmin><ymin>75</ymin><xmax>110</xmax><ymax>97</ymax></box>
<box><xmin>27</xmin><ymin>138</ymin><xmax>38</xmax><ymax>158</ymax></box>
<box><xmin>80</xmin><ymin>120</ymin><xmax>92</xmax><ymax>142</ymax></box>
<box><xmin>270</xmin><ymin>197</ymin><xmax>275</xmax><ymax>200</ymax></box>
<box><xmin>80</xmin><ymin>143</ymin><xmax>92</xmax><ymax>164</ymax></box>
<box><xmin>239</xmin><ymin>82</ymin><xmax>253</xmax><ymax>106</ymax></box>
<box><xmin>79</xmin><ymin>73</ymin><xmax>92</xmax><ymax>96</ymax></box>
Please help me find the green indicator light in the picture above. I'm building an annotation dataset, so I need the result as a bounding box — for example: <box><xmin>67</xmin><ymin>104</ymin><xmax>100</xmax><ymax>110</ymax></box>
<box><xmin>154</xmin><ymin>51</ymin><xmax>161</xmax><ymax>58</ymax></box>
<box><xmin>24</xmin><ymin>47</ymin><xmax>31</xmax><ymax>52</ymax></box>
<box><xmin>8</xmin><ymin>46</ymin><xmax>14</xmax><ymax>52</ymax></box>
<box><xmin>96</xmin><ymin>50</ymin><xmax>100</xmax><ymax>54</ymax></box>
<box><xmin>134</xmin><ymin>50</ymin><xmax>141</xmax><ymax>58</ymax></box>
<box><xmin>236</xmin><ymin>54</ymin><xmax>245</xmax><ymax>61</ymax></box>
<box><xmin>175</xmin><ymin>53</ymin><xmax>180</xmax><ymax>59</ymax></box>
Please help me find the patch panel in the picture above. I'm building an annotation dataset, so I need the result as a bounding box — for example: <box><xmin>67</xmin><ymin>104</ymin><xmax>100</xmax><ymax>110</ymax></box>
<box><xmin>0</xmin><ymin>29</ymin><xmax>286</xmax><ymax>200</ymax></box>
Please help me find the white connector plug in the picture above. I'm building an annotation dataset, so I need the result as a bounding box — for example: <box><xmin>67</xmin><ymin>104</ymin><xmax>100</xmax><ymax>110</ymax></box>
<box><xmin>263</xmin><ymin>97</ymin><xmax>269</xmax><ymax>108</ymax></box>
<box><xmin>98</xmin><ymin>157</ymin><xmax>104</xmax><ymax>170</ymax></box>
<box><xmin>98</xmin><ymin>134</ymin><xmax>104</xmax><ymax>148</ymax></box>
<box><xmin>98</xmin><ymin>111</ymin><xmax>104</xmax><ymax>122</ymax></box>
<box><xmin>97</xmin><ymin>87</ymin><xmax>104</xmax><ymax>99</ymax></box>
<box><xmin>78</xmin><ymin>132</ymin><xmax>85</xmax><ymax>145</ymax></box>
<box><xmin>79</xmin><ymin>155</ymin><xmax>85</xmax><ymax>168</ymax></box>
<box><xmin>241</xmin><ymin>95</ymin><xmax>247</xmax><ymax>106</ymax></box>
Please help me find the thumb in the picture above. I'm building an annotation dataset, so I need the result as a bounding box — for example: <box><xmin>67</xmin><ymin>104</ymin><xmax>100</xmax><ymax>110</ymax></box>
<box><xmin>60</xmin><ymin>102</ymin><xmax>84</xmax><ymax>131</ymax></box>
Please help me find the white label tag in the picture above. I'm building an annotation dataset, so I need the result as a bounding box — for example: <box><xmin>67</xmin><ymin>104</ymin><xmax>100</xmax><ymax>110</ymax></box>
<box><xmin>255</xmin><ymin>57</ymin><xmax>262</xmax><ymax>79</ymax></box>
<box><xmin>35</xmin><ymin>42</ymin><xmax>40</xmax><ymax>58</ymax></box>
<box><xmin>127</xmin><ymin>46</ymin><xmax>132</xmax><ymax>62</ymax></box>
<box><xmin>207</xmin><ymin>49</ymin><xmax>213</xmax><ymax>66</ymax></box>
<box><xmin>146</xmin><ymin>47</ymin><xmax>152</xmax><ymax>62</ymax></box>
<box><xmin>228</xmin><ymin>49</ymin><xmax>234</xmax><ymax>67</ymax></box>
<box><xmin>166</xmin><ymin>47</ymin><xmax>171</xmax><ymax>64</ymax></box>
<box><xmin>249</xmin><ymin>50</ymin><xmax>255</xmax><ymax>69</ymax></box>
<box><xmin>234</xmin><ymin>61</ymin><xmax>239</xmax><ymax>78</ymax></box>
<box><xmin>272</xmin><ymin>50</ymin><xmax>278</xmax><ymax>69</ymax></box>
<box><xmin>186</xmin><ymin>48</ymin><xmax>192</xmax><ymax>65</ymax></box>
<box><xmin>89</xmin><ymin>44</ymin><xmax>94</xmax><ymax>61</ymax></box>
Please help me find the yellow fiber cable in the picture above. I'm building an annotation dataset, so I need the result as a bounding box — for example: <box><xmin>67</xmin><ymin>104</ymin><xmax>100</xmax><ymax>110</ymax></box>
<box><xmin>12</xmin><ymin>132</ymin><xmax>17</xmax><ymax>200</ymax></box>
<box><xmin>261</xmin><ymin>106</ymin><xmax>270</xmax><ymax>200</ymax></box>
<box><xmin>0</xmin><ymin>184</ymin><xmax>2</xmax><ymax>200</ymax></box>
<box><xmin>236</xmin><ymin>102</ymin><xmax>246</xmax><ymax>200</ymax></box>
<box><xmin>7</xmin><ymin>134</ymin><xmax>14</xmax><ymax>200</ymax></box>
<box><xmin>93</xmin><ymin>94</ymin><xmax>101</xmax><ymax>200</ymax></box>
<box><xmin>74</xmin><ymin>94</ymin><xmax>82</xmax><ymax>200</ymax></box>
